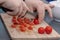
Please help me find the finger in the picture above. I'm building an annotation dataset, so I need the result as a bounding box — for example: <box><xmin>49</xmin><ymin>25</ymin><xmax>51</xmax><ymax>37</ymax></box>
<box><xmin>18</xmin><ymin>4</ymin><xmax>23</xmax><ymax>17</ymax></box>
<box><xmin>37</xmin><ymin>5</ymin><xmax>45</xmax><ymax>23</ymax></box>
<box><xmin>45</xmin><ymin>4</ymin><xmax>53</xmax><ymax>18</ymax></box>
<box><xmin>20</xmin><ymin>9</ymin><xmax>27</xmax><ymax>18</ymax></box>
<box><xmin>22</xmin><ymin>1</ymin><xmax>33</xmax><ymax>13</ymax></box>
<box><xmin>47</xmin><ymin>4</ymin><xmax>55</xmax><ymax>8</ymax></box>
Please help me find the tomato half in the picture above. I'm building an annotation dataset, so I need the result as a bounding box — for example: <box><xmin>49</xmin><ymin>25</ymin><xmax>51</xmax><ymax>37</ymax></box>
<box><xmin>24</xmin><ymin>18</ymin><xmax>31</xmax><ymax>24</ymax></box>
<box><xmin>19</xmin><ymin>25</ymin><xmax>26</xmax><ymax>32</ymax></box>
<box><xmin>28</xmin><ymin>25</ymin><xmax>33</xmax><ymax>30</ymax></box>
<box><xmin>11</xmin><ymin>24</ymin><xmax>16</xmax><ymax>28</ymax></box>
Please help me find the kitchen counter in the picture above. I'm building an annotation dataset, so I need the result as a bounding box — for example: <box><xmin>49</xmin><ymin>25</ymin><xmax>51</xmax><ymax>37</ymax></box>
<box><xmin>0</xmin><ymin>9</ymin><xmax>60</xmax><ymax>40</ymax></box>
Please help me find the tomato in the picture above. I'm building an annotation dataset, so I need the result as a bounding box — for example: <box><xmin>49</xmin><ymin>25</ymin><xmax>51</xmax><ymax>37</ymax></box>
<box><xmin>19</xmin><ymin>25</ymin><xmax>26</xmax><ymax>32</ymax></box>
<box><xmin>12</xmin><ymin>18</ymin><xmax>19</xmax><ymax>25</ymax></box>
<box><xmin>28</xmin><ymin>25</ymin><xmax>33</xmax><ymax>30</ymax></box>
<box><xmin>29</xmin><ymin>22</ymin><xmax>34</xmax><ymax>26</ymax></box>
<box><xmin>45</xmin><ymin>26</ymin><xmax>52</xmax><ymax>34</ymax></box>
<box><xmin>33</xmin><ymin>19</ymin><xmax>39</xmax><ymax>25</ymax></box>
<box><xmin>19</xmin><ymin>25</ymin><xmax>25</xmax><ymax>28</ymax></box>
<box><xmin>13</xmin><ymin>16</ymin><xmax>16</xmax><ymax>19</ymax></box>
<box><xmin>23</xmin><ymin>23</ymin><xmax>27</xmax><ymax>27</ymax></box>
<box><xmin>11</xmin><ymin>24</ymin><xmax>16</xmax><ymax>28</ymax></box>
<box><xmin>17</xmin><ymin>17</ymin><xmax>23</xmax><ymax>22</ymax></box>
<box><xmin>24</xmin><ymin>18</ymin><xmax>31</xmax><ymax>24</ymax></box>
<box><xmin>38</xmin><ymin>27</ymin><xmax>45</xmax><ymax>34</ymax></box>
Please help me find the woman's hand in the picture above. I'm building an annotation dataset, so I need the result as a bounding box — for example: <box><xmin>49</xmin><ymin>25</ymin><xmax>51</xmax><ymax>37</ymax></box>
<box><xmin>1</xmin><ymin>0</ymin><xmax>30</xmax><ymax>17</ymax></box>
<box><xmin>25</xmin><ymin>0</ymin><xmax>53</xmax><ymax>23</ymax></box>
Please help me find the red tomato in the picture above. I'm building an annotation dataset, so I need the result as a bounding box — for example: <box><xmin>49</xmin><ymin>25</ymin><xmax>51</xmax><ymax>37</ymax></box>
<box><xmin>19</xmin><ymin>25</ymin><xmax>25</xmax><ymax>28</ymax></box>
<box><xmin>45</xmin><ymin>26</ymin><xmax>52</xmax><ymax>34</ymax></box>
<box><xmin>28</xmin><ymin>25</ymin><xmax>33</xmax><ymax>30</ymax></box>
<box><xmin>17</xmin><ymin>17</ymin><xmax>23</xmax><ymax>22</ymax></box>
<box><xmin>38</xmin><ymin>27</ymin><xmax>45</xmax><ymax>34</ymax></box>
<box><xmin>20</xmin><ymin>28</ymin><xmax>26</xmax><ymax>32</ymax></box>
<box><xmin>18</xmin><ymin>21</ymin><xmax>24</xmax><ymax>25</ymax></box>
<box><xmin>33</xmin><ymin>19</ymin><xmax>39</xmax><ymax>25</ymax></box>
<box><xmin>11</xmin><ymin>24</ymin><xmax>16</xmax><ymax>28</ymax></box>
<box><xmin>29</xmin><ymin>22</ymin><xmax>34</xmax><ymax>26</ymax></box>
<box><xmin>24</xmin><ymin>18</ymin><xmax>31</xmax><ymax>24</ymax></box>
<box><xmin>12</xmin><ymin>18</ymin><xmax>18</xmax><ymax>25</ymax></box>
<box><xmin>19</xmin><ymin>25</ymin><xmax>26</xmax><ymax>32</ymax></box>
<box><xmin>23</xmin><ymin>23</ymin><xmax>27</xmax><ymax>27</ymax></box>
<box><xmin>13</xmin><ymin>16</ymin><xmax>16</xmax><ymax>19</ymax></box>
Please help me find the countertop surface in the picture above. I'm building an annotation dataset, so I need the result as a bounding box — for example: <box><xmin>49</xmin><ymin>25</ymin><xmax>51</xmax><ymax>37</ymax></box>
<box><xmin>0</xmin><ymin>9</ymin><xmax>60</xmax><ymax>40</ymax></box>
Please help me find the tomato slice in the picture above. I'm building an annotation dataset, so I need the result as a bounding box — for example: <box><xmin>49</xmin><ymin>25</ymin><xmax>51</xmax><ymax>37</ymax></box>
<box><xmin>24</xmin><ymin>18</ymin><xmax>31</xmax><ymax>24</ymax></box>
<box><xmin>28</xmin><ymin>25</ymin><xmax>33</xmax><ymax>30</ymax></box>
<box><xmin>38</xmin><ymin>27</ymin><xmax>45</xmax><ymax>34</ymax></box>
<box><xmin>11</xmin><ymin>24</ymin><xmax>16</xmax><ymax>28</ymax></box>
<box><xmin>13</xmin><ymin>16</ymin><xmax>16</xmax><ymax>19</ymax></box>
<box><xmin>12</xmin><ymin>18</ymin><xmax>19</xmax><ymax>25</ymax></box>
<box><xmin>19</xmin><ymin>25</ymin><xmax>26</xmax><ymax>32</ymax></box>
<box><xmin>33</xmin><ymin>19</ymin><xmax>39</xmax><ymax>25</ymax></box>
<box><xmin>29</xmin><ymin>22</ymin><xmax>34</xmax><ymax>26</ymax></box>
<box><xmin>17</xmin><ymin>17</ymin><xmax>23</xmax><ymax>22</ymax></box>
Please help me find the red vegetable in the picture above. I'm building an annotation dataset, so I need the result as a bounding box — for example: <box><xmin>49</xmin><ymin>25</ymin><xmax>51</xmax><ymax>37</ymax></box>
<box><xmin>11</xmin><ymin>24</ymin><xmax>16</xmax><ymax>28</ymax></box>
<box><xmin>33</xmin><ymin>19</ymin><xmax>39</xmax><ymax>25</ymax></box>
<box><xmin>24</xmin><ymin>18</ymin><xmax>31</xmax><ymax>24</ymax></box>
<box><xmin>19</xmin><ymin>25</ymin><xmax>26</xmax><ymax>32</ymax></box>
<box><xmin>45</xmin><ymin>26</ymin><xmax>52</xmax><ymax>34</ymax></box>
<box><xmin>28</xmin><ymin>25</ymin><xmax>33</xmax><ymax>30</ymax></box>
<box><xmin>38</xmin><ymin>27</ymin><xmax>45</xmax><ymax>34</ymax></box>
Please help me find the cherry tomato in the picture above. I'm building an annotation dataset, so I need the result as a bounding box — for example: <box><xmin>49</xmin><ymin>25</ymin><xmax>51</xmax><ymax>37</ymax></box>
<box><xmin>12</xmin><ymin>18</ymin><xmax>19</xmax><ymax>25</ymax></box>
<box><xmin>28</xmin><ymin>25</ymin><xmax>33</xmax><ymax>30</ymax></box>
<box><xmin>19</xmin><ymin>25</ymin><xmax>25</xmax><ymax>28</ymax></box>
<box><xmin>33</xmin><ymin>19</ymin><xmax>39</xmax><ymax>25</ymax></box>
<box><xmin>29</xmin><ymin>22</ymin><xmax>34</xmax><ymax>26</ymax></box>
<box><xmin>13</xmin><ymin>16</ymin><xmax>16</xmax><ymax>19</ymax></box>
<box><xmin>45</xmin><ymin>26</ymin><xmax>52</xmax><ymax>34</ymax></box>
<box><xmin>23</xmin><ymin>23</ymin><xmax>27</xmax><ymax>27</ymax></box>
<box><xmin>19</xmin><ymin>25</ymin><xmax>26</xmax><ymax>32</ymax></box>
<box><xmin>11</xmin><ymin>24</ymin><xmax>16</xmax><ymax>28</ymax></box>
<box><xmin>24</xmin><ymin>18</ymin><xmax>31</xmax><ymax>24</ymax></box>
<box><xmin>17</xmin><ymin>17</ymin><xmax>23</xmax><ymax>22</ymax></box>
<box><xmin>38</xmin><ymin>27</ymin><xmax>45</xmax><ymax>34</ymax></box>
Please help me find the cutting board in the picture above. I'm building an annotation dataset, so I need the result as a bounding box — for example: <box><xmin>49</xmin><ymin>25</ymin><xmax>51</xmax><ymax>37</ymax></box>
<box><xmin>0</xmin><ymin>13</ymin><xmax>60</xmax><ymax>40</ymax></box>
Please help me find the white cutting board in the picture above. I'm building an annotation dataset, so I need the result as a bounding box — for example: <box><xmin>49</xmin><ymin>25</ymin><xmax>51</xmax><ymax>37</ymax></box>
<box><xmin>0</xmin><ymin>13</ymin><xmax>60</xmax><ymax>40</ymax></box>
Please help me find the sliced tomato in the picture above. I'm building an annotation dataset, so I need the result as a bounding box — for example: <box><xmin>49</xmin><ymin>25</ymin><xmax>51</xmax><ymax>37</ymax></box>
<box><xmin>24</xmin><ymin>18</ymin><xmax>31</xmax><ymax>24</ymax></box>
<box><xmin>45</xmin><ymin>26</ymin><xmax>52</xmax><ymax>34</ymax></box>
<box><xmin>29</xmin><ymin>22</ymin><xmax>34</xmax><ymax>26</ymax></box>
<box><xmin>12</xmin><ymin>18</ymin><xmax>19</xmax><ymax>25</ymax></box>
<box><xmin>33</xmin><ymin>19</ymin><xmax>39</xmax><ymax>25</ymax></box>
<box><xmin>19</xmin><ymin>25</ymin><xmax>24</xmax><ymax>28</ymax></box>
<box><xmin>20</xmin><ymin>28</ymin><xmax>26</xmax><ymax>32</ymax></box>
<box><xmin>13</xmin><ymin>16</ymin><xmax>16</xmax><ymax>19</ymax></box>
<box><xmin>19</xmin><ymin>25</ymin><xmax>26</xmax><ymax>32</ymax></box>
<box><xmin>17</xmin><ymin>17</ymin><xmax>23</xmax><ymax>22</ymax></box>
<box><xmin>11</xmin><ymin>24</ymin><xmax>16</xmax><ymax>28</ymax></box>
<box><xmin>38</xmin><ymin>27</ymin><xmax>45</xmax><ymax>34</ymax></box>
<box><xmin>23</xmin><ymin>23</ymin><xmax>27</xmax><ymax>27</ymax></box>
<box><xmin>28</xmin><ymin>25</ymin><xmax>33</xmax><ymax>30</ymax></box>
